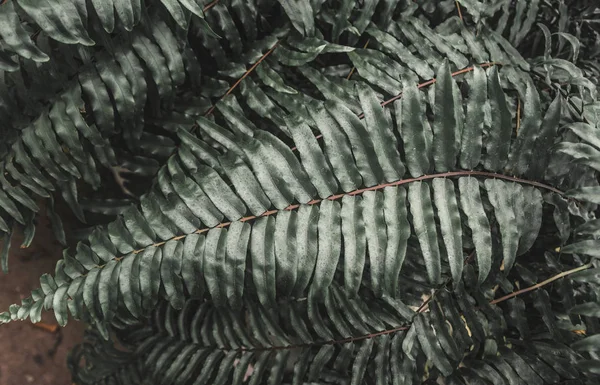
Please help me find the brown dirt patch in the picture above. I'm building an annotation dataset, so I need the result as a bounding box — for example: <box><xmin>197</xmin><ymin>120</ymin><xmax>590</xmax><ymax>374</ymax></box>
<box><xmin>0</xmin><ymin>217</ymin><xmax>84</xmax><ymax>385</ymax></box>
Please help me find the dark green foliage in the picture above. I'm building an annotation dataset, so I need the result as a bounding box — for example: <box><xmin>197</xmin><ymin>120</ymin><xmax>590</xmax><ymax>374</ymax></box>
<box><xmin>1</xmin><ymin>0</ymin><xmax>600</xmax><ymax>384</ymax></box>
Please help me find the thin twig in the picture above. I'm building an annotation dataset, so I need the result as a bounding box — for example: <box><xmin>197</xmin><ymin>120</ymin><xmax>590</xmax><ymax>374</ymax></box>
<box><xmin>233</xmin><ymin>325</ymin><xmax>410</xmax><ymax>352</ymax></box>
<box><xmin>235</xmin><ymin>259</ymin><xmax>593</xmax><ymax>352</ymax></box>
<box><xmin>110</xmin><ymin>166</ymin><xmax>136</xmax><ymax>198</ymax></box>
<box><xmin>202</xmin><ymin>41</ymin><xmax>281</xmax><ymax>117</ymax></box>
<box><xmin>346</xmin><ymin>39</ymin><xmax>370</xmax><ymax>80</ymax></box>
<box><xmin>203</xmin><ymin>0</ymin><xmax>221</xmax><ymax>12</ymax></box>
<box><xmin>416</xmin><ymin>250</ymin><xmax>476</xmax><ymax>313</ymax></box>
<box><xmin>456</xmin><ymin>1</ymin><xmax>464</xmax><ymax>22</ymax></box>
<box><xmin>31</xmin><ymin>322</ymin><xmax>59</xmax><ymax>333</ymax></box>
<box><xmin>358</xmin><ymin>62</ymin><xmax>499</xmax><ymax>118</ymax></box>
<box><xmin>203</xmin><ymin>259</ymin><xmax>593</xmax><ymax>353</ymax></box>
<box><xmin>296</xmin><ymin>62</ymin><xmax>500</xmax><ymax>148</ymax></box>
<box><xmin>490</xmin><ymin>263</ymin><xmax>593</xmax><ymax>305</ymax></box>
<box><xmin>516</xmin><ymin>97</ymin><xmax>521</xmax><ymax>135</ymax></box>
<box><xmin>416</xmin><ymin>285</ymin><xmax>446</xmax><ymax>314</ymax></box>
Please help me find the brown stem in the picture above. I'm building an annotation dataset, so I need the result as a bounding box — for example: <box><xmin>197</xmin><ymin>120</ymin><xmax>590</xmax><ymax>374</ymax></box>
<box><xmin>230</xmin><ymin>261</ymin><xmax>593</xmax><ymax>353</ymax></box>
<box><xmin>456</xmin><ymin>1</ymin><xmax>464</xmax><ymax>22</ymax></box>
<box><xmin>233</xmin><ymin>325</ymin><xmax>410</xmax><ymax>352</ymax></box>
<box><xmin>277</xmin><ymin>63</ymin><xmax>500</xmax><ymax>150</ymax></box>
<box><xmin>203</xmin><ymin>41</ymin><xmax>281</xmax><ymax>117</ymax></box>
<box><xmin>490</xmin><ymin>263</ymin><xmax>593</xmax><ymax>305</ymax></box>
<box><xmin>192</xmin><ymin>170</ymin><xmax>563</xmax><ymax>235</ymax></box>
<box><xmin>354</xmin><ymin>61</ymin><xmax>499</xmax><ymax>119</ymax></box>
<box><xmin>125</xmin><ymin>170</ymin><xmax>565</xmax><ymax>254</ymax></box>
<box><xmin>516</xmin><ymin>96</ymin><xmax>521</xmax><ymax>136</ymax></box>
<box><xmin>416</xmin><ymin>250</ymin><xmax>476</xmax><ymax>313</ymax></box>
<box><xmin>203</xmin><ymin>0</ymin><xmax>221</xmax><ymax>12</ymax></box>
<box><xmin>346</xmin><ymin>39</ymin><xmax>371</xmax><ymax>80</ymax></box>
<box><xmin>31</xmin><ymin>322</ymin><xmax>59</xmax><ymax>333</ymax></box>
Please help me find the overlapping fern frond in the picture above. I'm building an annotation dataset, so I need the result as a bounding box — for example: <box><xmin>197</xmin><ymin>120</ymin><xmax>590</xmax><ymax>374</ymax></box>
<box><xmin>4</xmin><ymin>40</ymin><xmax>600</xmax><ymax>383</ymax></box>
<box><xmin>68</xmin><ymin>330</ymin><xmax>144</xmax><ymax>385</ymax></box>
<box><xmin>71</xmin><ymin>269</ymin><xmax>600</xmax><ymax>385</ymax></box>
<box><xmin>0</xmin><ymin>56</ymin><xmax>566</xmax><ymax>321</ymax></box>
<box><xmin>0</xmin><ymin>0</ymin><xmax>211</xmax><ymax>146</ymax></box>
<box><xmin>1</xmin><ymin>0</ymin><xmax>599</xmax><ymax>384</ymax></box>
<box><xmin>0</xmin><ymin>0</ymin><xmax>595</xmax><ymax>263</ymax></box>
<box><xmin>0</xmin><ymin>2</ymin><xmax>213</xmax><ymax>268</ymax></box>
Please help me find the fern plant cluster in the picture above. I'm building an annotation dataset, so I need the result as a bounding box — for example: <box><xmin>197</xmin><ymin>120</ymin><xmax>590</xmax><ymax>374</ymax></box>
<box><xmin>0</xmin><ymin>0</ymin><xmax>600</xmax><ymax>384</ymax></box>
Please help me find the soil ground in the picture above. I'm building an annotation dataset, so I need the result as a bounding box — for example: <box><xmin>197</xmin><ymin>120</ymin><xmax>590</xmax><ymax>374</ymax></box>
<box><xmin>0</xmin><ymin>216</ymin><xmax>84</xmax><ymax>385</ymax></box>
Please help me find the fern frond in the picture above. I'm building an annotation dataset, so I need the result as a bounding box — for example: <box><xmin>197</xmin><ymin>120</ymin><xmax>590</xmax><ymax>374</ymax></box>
<box><xmin>68</xmin><ymin>330</ymin><xmax>143</xmax><ymax>385</ymax></box>
<box><xmin>5</xmin><ymin>50</ymin><xmax>596</xmax><ymax>328</ymax></box>
<box><xmin>1</xmin><ymin>1</ymin><xmax>599</xmax><ymax>383</ymax></box>
<box><xmin>0</xmin><ymin>7</ymin><xmax>206</xmax><ymax>269</ymax></box>
<box><xmin>93</xmin><ymin>277</ymin><xmax>598</xmax><ymax>384</ymax></box>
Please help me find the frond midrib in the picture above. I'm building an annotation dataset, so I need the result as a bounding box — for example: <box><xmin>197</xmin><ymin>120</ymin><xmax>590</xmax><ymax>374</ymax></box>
<box><xmin>65</xmin><ymin>169</ymin><xmax>567</xmax><ymax>276</ymax></box>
